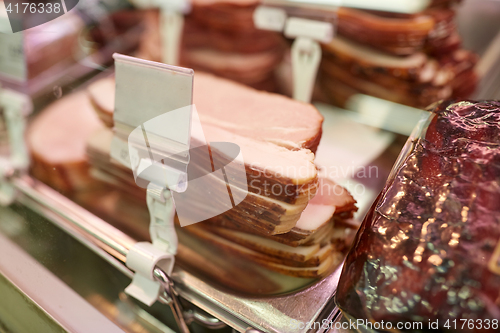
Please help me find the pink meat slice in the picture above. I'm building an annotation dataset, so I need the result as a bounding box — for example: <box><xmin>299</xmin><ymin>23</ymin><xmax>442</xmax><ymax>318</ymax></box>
<box><xmin>28</xmin><ymin>91</ymin><xmax>104</xmax><ymax>164</ymax></box>
<box><xmin>88</xmin><ymin>72</ymin><xmax>324</xmax><ymax>152</ymax></box>
<box><xmin>193</xmin><ymin>73</ymin><xmax>323</xmax><ymax>151</ymax></box>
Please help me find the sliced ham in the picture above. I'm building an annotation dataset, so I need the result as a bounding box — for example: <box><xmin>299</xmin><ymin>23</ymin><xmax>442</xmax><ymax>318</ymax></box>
<box><xmin>320</xmin><ymin>5</ymin><xmax>477</xmax><ymax>109</ymax></box>
<box><xmin>182</xmin><ymin>16</ymin><xmax>284</xmax><ymax>54</ymax></box>
<box><xmin>29</xmin><ymin>73</ymin><xmax>357</xmax><ymax>278</ymax></box>
<box><xmin>181</xmin><ymin>48</ymin><xmax>283</xmax><ymax>85</ymax></box>
<box><xmin>322</xmin><ymin>37</ymin><xmax>429</xmax><ymax>80</ymax></box>
<box><xmin>191</xmin><ymin>0</ymin><xmax>257</xmax><ymax>5</ymax></box>
<box><xmin>184</xmin><ymin>224</ymin><xmax>342</xmax><ymax>277</ymax></box>
<box><xmin>27</xmin><ymin>91</ymin><xmax>104</xmax><ymax>193</ymax></box>
<box><xmin>87</xmin><ymin>73</ymin><xmax>324</xmax><ymax>152</ymax></box>
<box><xmin>336</xmin><ymin>7</ymin><xmax>435</xmax><ymax>56</ymax></box>
<box><xmin>86</xmin><ymin>125</ymin><xmax>318</xmax><ymax>234</ymax></box>
<box><xmin>138</xmin><ymin>0</ymin><xmax>285</xmax><ymax>89</ymax></box>
<box><xmin>203</xmin><ymin>176</ymin><xmax>357</xmax><ymax>245</ymax></box>
<box><xmin>207</xmin><ymin>226</ymin><xmax>322</xmax><ymax>262</ymax></box>
<box><xmin>87</xmin><ymin>77</ymin><xmax>115</xmax><ymax>127</ymax></box>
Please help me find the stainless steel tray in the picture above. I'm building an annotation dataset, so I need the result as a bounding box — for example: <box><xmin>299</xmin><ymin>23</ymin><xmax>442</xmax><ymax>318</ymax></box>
<box><xmin>12</xmin><ymin>175</ymin><xmax>343</xmax><ymax>333</ymax></box>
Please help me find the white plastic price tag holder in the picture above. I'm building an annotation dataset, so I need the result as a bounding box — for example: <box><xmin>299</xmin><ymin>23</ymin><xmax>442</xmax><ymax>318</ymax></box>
<box><xmin>254</xmin><ymin>3</ymin><xmax>335</xmax><ymax>103</ymax></box>
<box><xmin>128</xmin><ymin>0</ymin><xmax>190</xmax><ymax>65</ymax></box>
<box><xmin>111</xmin><ymin>53</ymin><xmax>193</xmax><ymax>307</ymax></box>
<box><xmin>290</xmin><ymin>36</ymin><xmax>322</xmax><ymax>103</ymax></box>
<box><xmin>253</xmin><ymin>6</ymin><xmax>287</xmax><ymax>32</ymax></box>
<box><xmin>284</xmin><ymin>17</ymin><xmax>334</xmax><ymax>44</ymax></box>
<box><xmin>284</xmin><ymin>18</ymin><xmax>334</xmax><ymax>102</ymax></box>
<box><xmin>0</xmin><ymin>87</ymin><xmax>32</xmax><ymax>205</ymax></box>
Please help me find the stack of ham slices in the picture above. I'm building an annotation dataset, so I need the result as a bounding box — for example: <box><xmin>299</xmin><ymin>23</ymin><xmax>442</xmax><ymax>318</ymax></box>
<box><xmin>86</xmin><ymin>73</ymin><xmax>358</xmax><ymax>277</ymax></box>
<box><xmin>320</xmin><ymin>1</ymin><xmax>478</xmax><ymax>108</ymax></box>
<box><xmin>138</xmin><ymin>0</ymin><xmax>285</xmax><ymax>91</ymax></box>
<box><xmin>27</xmin><ymin>72</ymin><xmax>358</xmax><ymax>278</ymax></box>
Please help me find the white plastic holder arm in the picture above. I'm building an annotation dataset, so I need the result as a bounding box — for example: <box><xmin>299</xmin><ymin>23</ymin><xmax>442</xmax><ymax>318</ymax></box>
<box><xmin>128</xmin><ymin>0</ymin><xmax>188</xmax><ymax>65</ymax></box>
<box><xmin>290</xmin><ymin>37</ymin><xmax>322</xmax><ymax>103</ymax></box>
<box><xmin>286</xmin><ymin>18</ymin><xmax>334</xmax><ymax>103</ymax></box>
<box><xmin>160</xmin><ymin>7</ymin><xmax>184</xmax><ymax>66</ymax></box>
<box><xmin>113</xmin><ymin>53</ymin><xmax>191</xmax><ymax>312</ymax></box>
<box><xmin>254</xmin><ymin>7</ymin><xmax>334</xmax><ymax>103</ymax></box>
<box><xmin>0</xmin><ymin>88</ymin><xmax>32</xmax><ymax>206</ymax></box>
<box><xmin>124</xmin><ymin>183</ymin><xmax>177</xmax><ymax>306</ymax></box>
<box><xmin>146</xmin><ymin>182</ymin><xmax>177</xmax><ymax>254</ymax></box>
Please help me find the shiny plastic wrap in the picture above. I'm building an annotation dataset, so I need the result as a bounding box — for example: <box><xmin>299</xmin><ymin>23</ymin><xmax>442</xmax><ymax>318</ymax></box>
<box><xmin>336</xmin><ymin>100</ymin><xmax>500</xmax><ymax>329</ymax></box>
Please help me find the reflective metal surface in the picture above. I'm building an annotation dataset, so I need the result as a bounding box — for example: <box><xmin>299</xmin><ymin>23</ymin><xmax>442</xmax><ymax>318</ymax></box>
<box><xmin>0</xmin><ymin>205</ymin><xmax>187</xmax><ymax>333</ymax></box>
<box><xmin>9</xmin><ymin>175</ymin><xmax>343</xmax><ymax>332</ymax></box>
<box><xmin>0</xmin><ymin>231</ymin><xmax>125</xmax><ymax>333</ymax></box>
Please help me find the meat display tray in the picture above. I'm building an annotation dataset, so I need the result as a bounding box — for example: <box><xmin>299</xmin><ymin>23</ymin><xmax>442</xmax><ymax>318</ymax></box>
<box><xmin>11</xmin><ymin>175</ymin><xmax>343</xmax><ymax>333</ymax></box>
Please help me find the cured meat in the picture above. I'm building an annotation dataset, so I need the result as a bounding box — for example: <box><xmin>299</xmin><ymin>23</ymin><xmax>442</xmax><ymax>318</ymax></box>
<box><xmin>181</xmin><ymin>48</ymin><xmax>283</xmax><ymax>86</ymax></box>
<box><xmin>29</xmin><ymin>81</ymin><xmax>357</xmax><ymax>277</ymax></box>
<box><xmin>337</xmin><ymin>100</ymin><xmax>500</xmax><ymax>328</ymax></box>
<box><xmin>23</xmin><ymin>12</ymin><xmax>84</xmax><ymax>79</ymax></box>
<box><xmin>87</xmin><ymin>77</ymin><xmax>115</xmax><ymax>127</ymax></box>
<box><xmin>184</xmin><ymin>224</ymin><xmax>344</xmax><ymax>278</ymax></box>
<box><xmin>336</xmin><ymin>7</ymin><xmax>461</xmax><ymax>56</ymax></box>
<box><xmin>85</xmin><ymin>127</ymin><xmax>356</xmax><ymax>274</ymax></box>
<box><xmin>182</xmin><ymin>16</ymin><xmax>284</xmax><ymax>54</ymax></box>
<box><xmin>336</xmin><ymin>8</ymin><xmax>435</xmax><ymax>56</ymax></box>
<box><xmin>87</xmin><ymin>73</ymin><xmax>324</xmax><ymax>153</ymax></box>
<box><xmin>137</xmin><ymin>0</ymin><xmax>285</xmax><ymax>91</ymax></box>
<box><xmin>87</xmin><ymin>124</ymin><xmax>317</xmax><ymax>234</ymax></box>
<box><xmin>17</xmin><ymin>8</ymin><xmax>140</xmax><ymax>81</ymax></box>
<box><xmin>203</xmin><ymin>176</ymin><xmax>358</xmax><ymax>246</ymax></box>
<box><xmin>320</xmin><ymin>36</ymin><xmax>478</xmax><ymax>108</ymax></box>
<box><xmin>86</xmin><ymin>73</ymin><xmax>325</xmax><ymax>233</ymax></box>
<box><xmin>321</xmin><ymin>1</ymin><xmax>477</xmax><ymax>109</ymax></box>
<box><xmin>189</xmin><ymin>0</ymin><xmax>260</xmax><ymax>33</ymax></box>
<box><xmin>322</xmin><ymin>37</ymin><xmax>429</xmax><ymax>81</ymax></box>
<box><xmin>27</xmin><ymin>91</ymin><xmax>104</xmax><ymax>193</ymax></box>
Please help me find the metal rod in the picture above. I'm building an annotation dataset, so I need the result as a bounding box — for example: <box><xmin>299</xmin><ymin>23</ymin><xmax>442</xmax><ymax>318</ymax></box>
<box><xmin>13</xmin><ymin>176</ymin><xmax>136</xmax><ymax>262</ymax></box>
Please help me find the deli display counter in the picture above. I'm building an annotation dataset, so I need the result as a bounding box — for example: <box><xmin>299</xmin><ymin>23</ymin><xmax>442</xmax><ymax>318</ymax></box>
<box><xmin>0</xmin><ymin>0</ymin><xmax>499</xmax><ymax>332</ymax></box>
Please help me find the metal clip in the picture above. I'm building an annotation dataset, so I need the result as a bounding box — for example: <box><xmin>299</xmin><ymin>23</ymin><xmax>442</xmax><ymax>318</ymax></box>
<box><xmin>154</xmin><ymin>267</ymin><xmax>191</xmax><ymax>333</ymax></box>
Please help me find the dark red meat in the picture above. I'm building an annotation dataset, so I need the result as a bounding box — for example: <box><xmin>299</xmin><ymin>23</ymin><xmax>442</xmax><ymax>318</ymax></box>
<box><xmin>337</xmin><ymin>100</ymin><xmax>500</xmax><ymax>331</ymax></box>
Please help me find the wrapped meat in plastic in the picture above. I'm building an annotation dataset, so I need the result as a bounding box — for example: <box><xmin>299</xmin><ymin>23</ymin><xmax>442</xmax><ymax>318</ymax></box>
<box><xmin>336</xmin><ymin>100</ymin><xmax>500</xmax><ymax>328</ymax></box>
